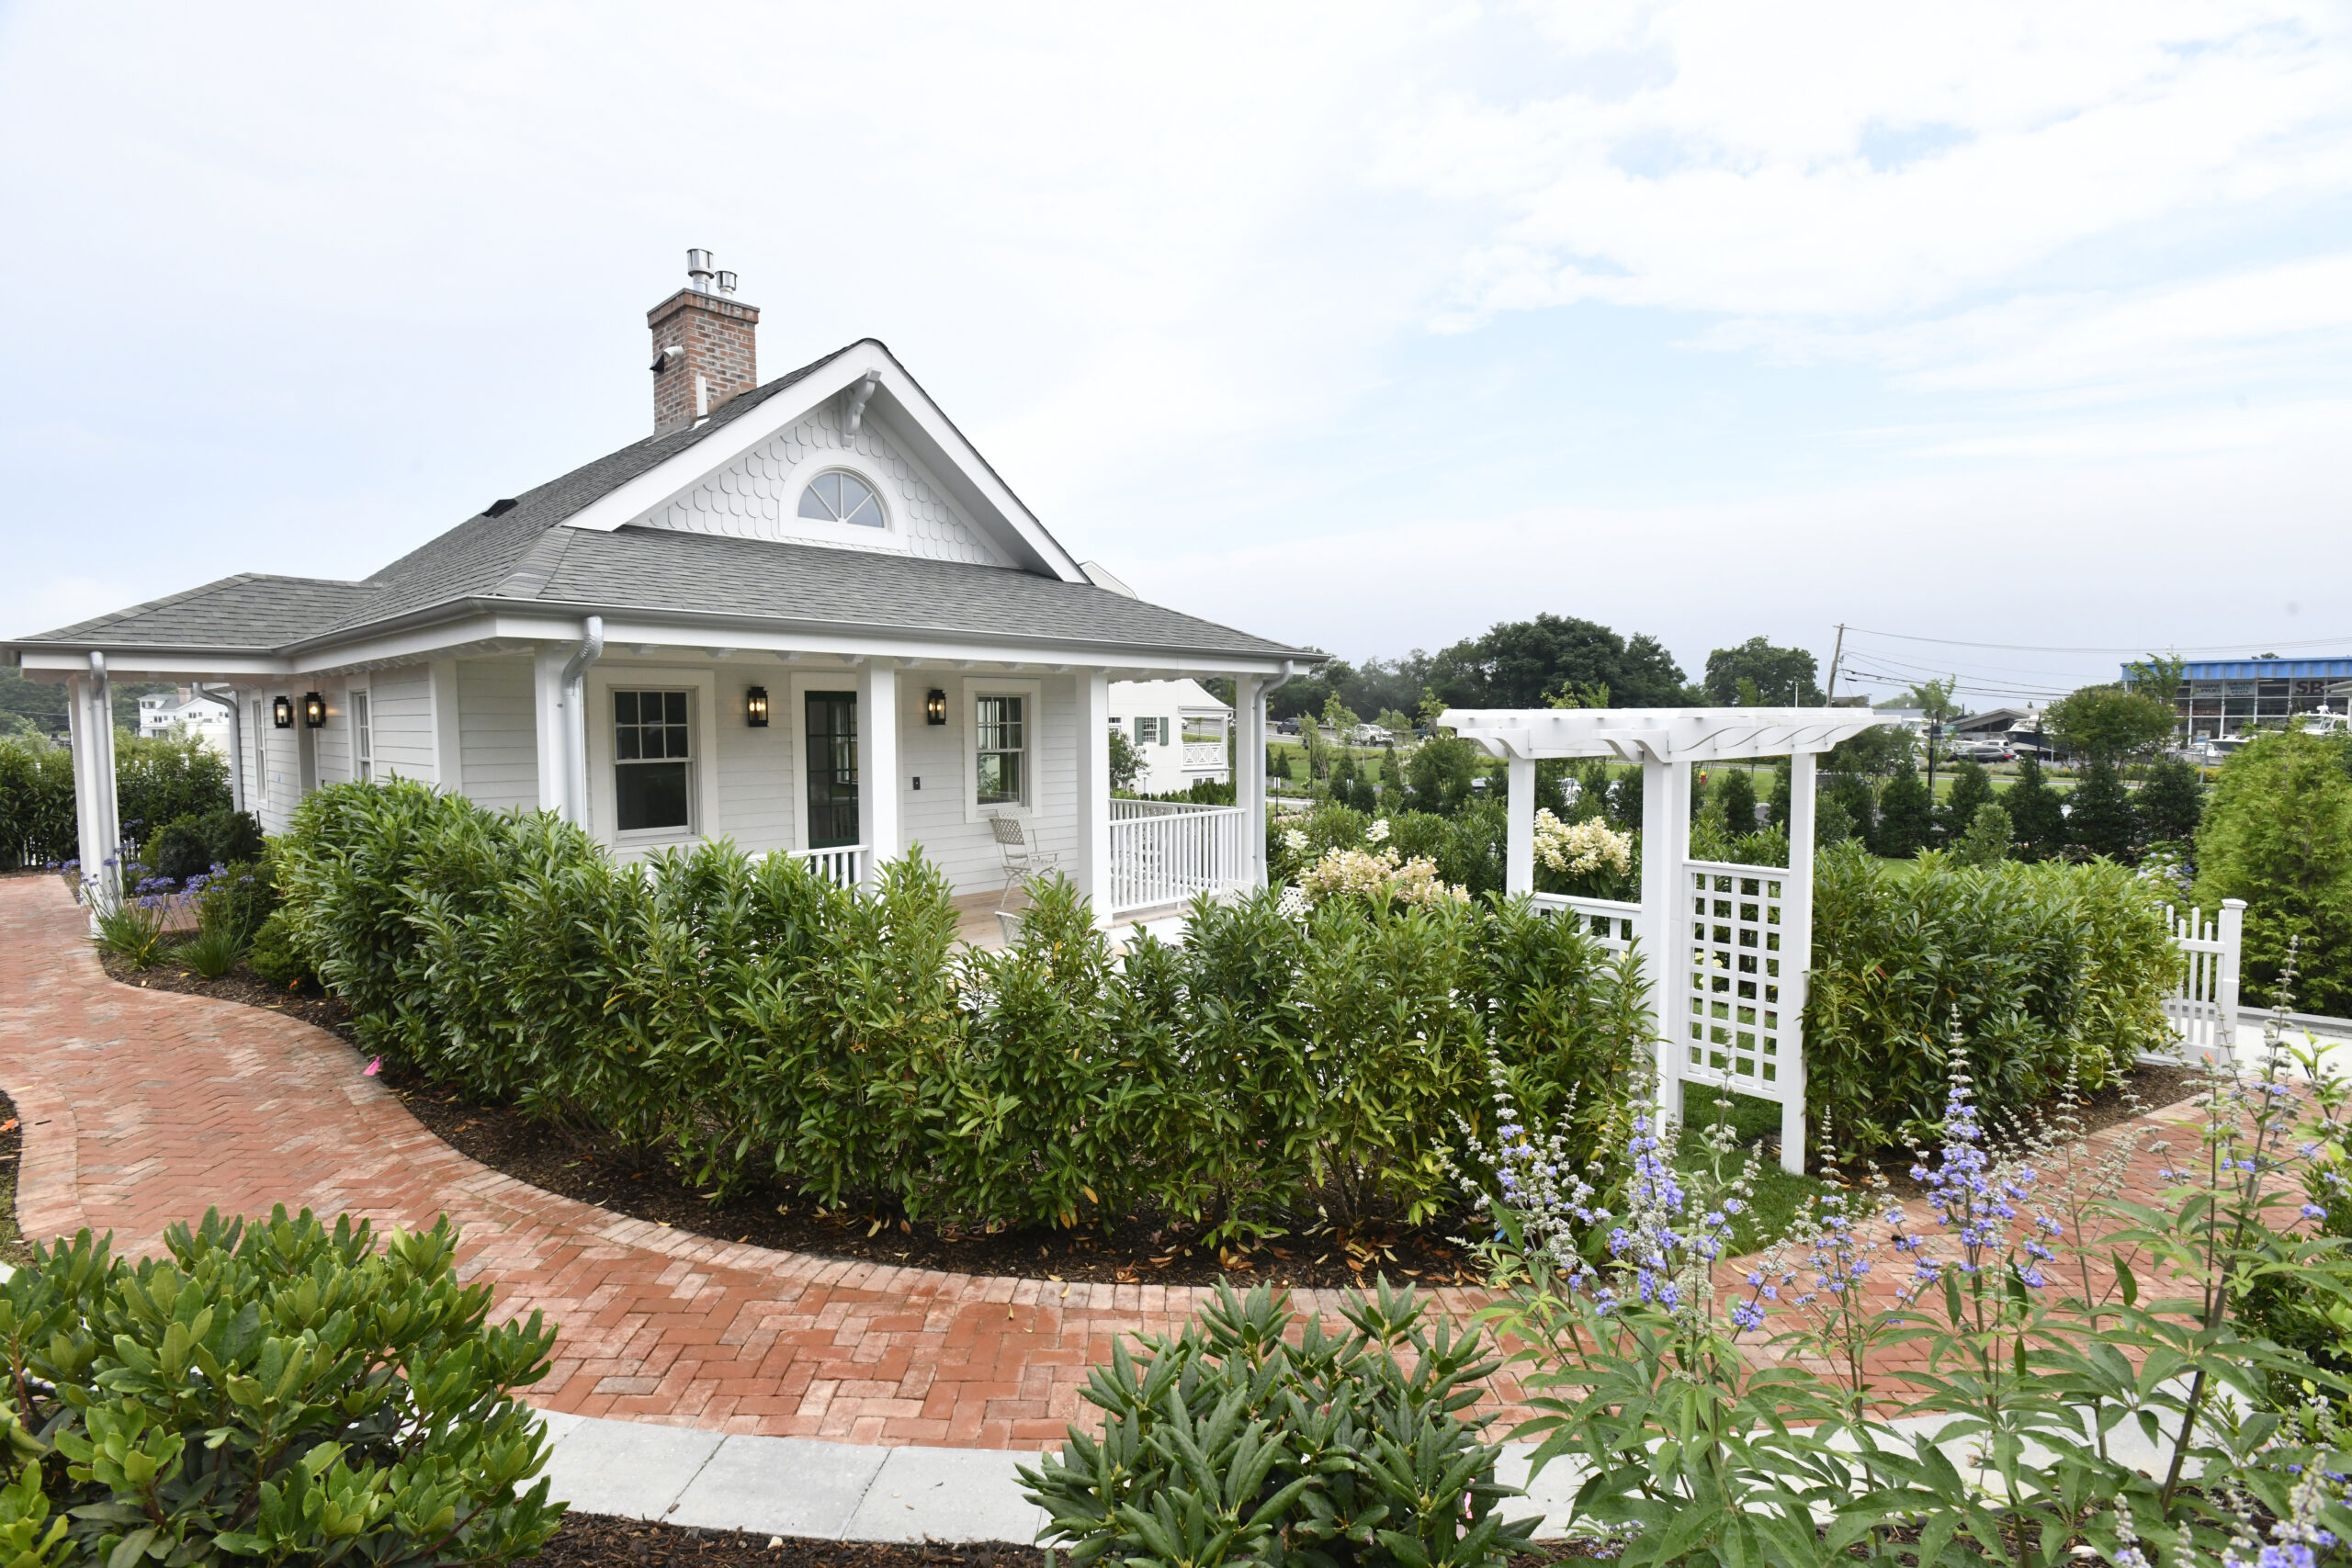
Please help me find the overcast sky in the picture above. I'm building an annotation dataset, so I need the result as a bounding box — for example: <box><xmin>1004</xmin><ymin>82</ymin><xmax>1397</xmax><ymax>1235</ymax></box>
<box><xmin>4</xmin><ymin>2</ymin><xmax>2348</xmax><ymax>705</ymax></box>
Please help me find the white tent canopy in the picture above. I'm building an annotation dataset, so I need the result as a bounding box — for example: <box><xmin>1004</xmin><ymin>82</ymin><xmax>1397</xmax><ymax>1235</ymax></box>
<box><xmin>1438</xmin><ymin>705</ymin><xmax>1891</xmax><ymax>1172</ymax></box>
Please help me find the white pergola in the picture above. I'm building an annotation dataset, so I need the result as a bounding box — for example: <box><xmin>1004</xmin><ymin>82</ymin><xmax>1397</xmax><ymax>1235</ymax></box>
<box><xmin>1440</xmin><ymin>707</ymin><xmax>1889</xmax><ymax>1172</ymax></box>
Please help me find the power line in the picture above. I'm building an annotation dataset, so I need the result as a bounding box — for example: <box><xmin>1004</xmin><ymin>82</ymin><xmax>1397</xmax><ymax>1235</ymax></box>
<box><xmin>1840</xmin><ymin>626</ymin><xmax>2352</xmax><ymax>656</ymax></box>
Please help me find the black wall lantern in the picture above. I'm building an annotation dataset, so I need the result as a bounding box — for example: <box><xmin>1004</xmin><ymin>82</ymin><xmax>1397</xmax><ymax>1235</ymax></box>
<box><xmin>925</xmin><ymin>688</ymin><xmax>947</xmax><ymax>726</ymax></box>
<box><xmin>272</xmin><ymin>695</ymin><xmax>294</xmax><ymax>729</ymax></box>
<box><xmin>301</xmin><ymin>692</ymin><xmax>327</xmax><ymax>729</ymax></box>
<box><xmin>745</xmin><ymin>686</ymin><xmax>770</xmax><ymax>727</ymax></box>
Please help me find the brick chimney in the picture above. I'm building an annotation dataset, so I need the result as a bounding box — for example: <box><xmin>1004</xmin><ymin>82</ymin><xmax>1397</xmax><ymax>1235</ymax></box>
<box><xmin>648</xmin><ymin>248</ymin><xmax>758</xmax><ymax>434</ymax></box>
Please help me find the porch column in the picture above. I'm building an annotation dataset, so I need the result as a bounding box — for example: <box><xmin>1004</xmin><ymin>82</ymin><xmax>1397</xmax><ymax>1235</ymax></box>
<box><xmin>202</xmin><ymin>686</ymin><xmax>245</xmax><ymax>813</ymax></box>
<box><xmin>1074</xmin><ymin>667</ymin><xmax>1113</xmax><ymax>924</ymax></box>
<box><xmin>1505</xmin><ymin>752</ymin><xmax>1535</xmax><ymax>897</ymax></box>
<box><xmin>857</xmin><ymin>660</ymin><xmax>899</xmax><ymax>890</ymax></box>
<box><xmin>67</xmin><ymin>656</ymin><xmax>122</xmax><ymax>918</ymax></box>
<box><xmin>1779</xmin><ymin>753</ymin><xmax>1816</xmax><ymax>1174</ymax></box>
<box><xmin>531</xmin><ymin>648</ymin><xmax>569</xmax><ymax>817</ymax></box>
<box><xmin>1638</xmin><ymin>750</ymin><xmax>1691</xmax><ymax>1122</ymax></box>
<box><xmin>1235</xmin><ymin>674</ymin><xmax>1266</xmax><ymax>886</ymax></box>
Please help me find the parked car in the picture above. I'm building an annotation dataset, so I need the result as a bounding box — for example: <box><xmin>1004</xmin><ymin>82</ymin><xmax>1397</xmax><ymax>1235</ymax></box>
<box><xmin>1964</xmin><ymin>741</ymin><xmax>2014</xmax><ymax>763</ymax></box>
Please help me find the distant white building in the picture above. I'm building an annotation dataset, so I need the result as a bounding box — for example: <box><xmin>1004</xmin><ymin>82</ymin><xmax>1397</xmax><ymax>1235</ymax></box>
<box><xmin>137</xmin><ymin>687</ymin><xmax>233</xmax><ymax>755</ymax></box>
<box><xmin>1110</xmin><ymin>679</ymin><xmax>1231</xmax><ymax>795</ymax></box>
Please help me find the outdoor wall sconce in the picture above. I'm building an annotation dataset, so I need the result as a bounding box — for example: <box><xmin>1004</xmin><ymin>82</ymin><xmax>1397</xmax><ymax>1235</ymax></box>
<box><xmin>272</xmin><ymin>695</ymin><xmax>293</xmax><ymax>728</ymax></box>
<box><xmin>925</xmin><ymin>688</ymin><xmax>947</xmax><ymax>725</ymax></box>
<box><xmin>745</xmin><ymin>686</ymin><xmax>770</xmax><ymax>727</ymax></box>
<box><xmin>301</xmin><ymin>693</ymin><xmax>327</xmax><ymax>729</ymax></box>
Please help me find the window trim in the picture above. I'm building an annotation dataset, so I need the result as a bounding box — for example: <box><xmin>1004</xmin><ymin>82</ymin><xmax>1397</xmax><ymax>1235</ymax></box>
<box><xmin>351</xmin><ymin>686</ymin><xmax>374</xmax><ymax>784</ymax></box>
<box><xmin>585</xmin><ymin>667</ymin><xmax>721</xmax><ymax>852</ymax></box>
<box><xmin>796</xmin><ymin>467</ymin><xmax>889</xmax><ymax>530</ymax></box>
<box><xmin>963</xmin><ymin>676</ymin><xmax>1042</xmax><ymax>824</ymax></box>
<box><xmin>772</xmin><ymin>451</ymin><xmax>915</xmax><ymax>554</ymax></box>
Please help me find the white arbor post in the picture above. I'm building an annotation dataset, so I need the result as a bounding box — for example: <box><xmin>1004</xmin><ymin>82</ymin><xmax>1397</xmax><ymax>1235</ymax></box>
<box><xmin>1236</xmin><ymin>674</ymin><xmax>1268</xmax><ymax>886</ymax></box>
<box><xmin>1505</xmin><ymin>754</ymin><xmax>1536</xmax><ymax>896</ymax></box>
<box><xmin>1779</xmin><ymin>753</ymin><xmax>1817</xmax><ymax>1172</ymax></box>
<box><xmin>1075</xmin><ymin>668</ymin><xmax>1114</xmax><ymax>923</ymax></box>
<box><xmin>857</xmin><ymin>660</ymin><xmax>899</xmax><ymax>891</ymax></box>
<box><xmin>1638</xmin><ymin>752</ymin><xmax>1692</xmax><ymax>1123</ymax></box>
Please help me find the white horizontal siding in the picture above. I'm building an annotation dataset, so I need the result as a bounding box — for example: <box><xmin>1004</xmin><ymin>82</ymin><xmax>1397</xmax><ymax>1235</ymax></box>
<box><xmin>458</xmin><ymin>660</ymin><xmax>539</xmax><ymax>812</ymax></box>
<box><xmin>369</xmin><ymin>667</ymin><xmax>436</xmax><ymax>784</ymax></box>
<box><xmin>316</xmin><ymin>689</ymin><xmax>353</xmax><ymax>786</ymax></box>
<box><xmin>713</xmin><ymin>678</ymin><xmax>795</xmax><ymax>853</ymax></box>
<box><xmin>898</xmin><ymin>673</ymin><xmax>1077</xmax><ymax>898</ymax></box>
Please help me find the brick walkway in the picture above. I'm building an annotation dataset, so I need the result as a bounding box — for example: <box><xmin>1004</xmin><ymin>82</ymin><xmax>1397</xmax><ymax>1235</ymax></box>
<box><xmin>0</xmin><ymin>874</ymin><xmax>1497</xmax><ymax>1449</ymax></box>
<box><xmin>0</xmin><ymin>873</ymin><xmax>2231</xmax><ymax>1449</ymax></box>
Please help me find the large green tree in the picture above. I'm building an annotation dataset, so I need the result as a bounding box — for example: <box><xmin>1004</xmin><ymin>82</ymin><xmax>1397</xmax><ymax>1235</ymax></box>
<box><xmin>2046</xmin><ymin>656</ymin><xmax>2182</xmax><ymax>764</ymax></box>
<box><xmin>1874</xmin><ymin>768</ymin><xmax>1933</xmax><ymax>857</ymax></box>
<box><xmin>1428</xmin><ymin>614</ymin><xmax>1692</xmax><ymax>709</ymax></box>
<box><xmin>2136</xmin><ymin>755</ymin><xmax>2206</xmax><ymax>845</ymax></box>
<box><xmin>2193</xmin><ymin>728</ymin><xmax>2352</xmax><ymax>1015</ymax></box>
<box><xmin>1703</xmin><ymin>637</ymin><xmax>1824</xmax><ymax>706</ymax></box>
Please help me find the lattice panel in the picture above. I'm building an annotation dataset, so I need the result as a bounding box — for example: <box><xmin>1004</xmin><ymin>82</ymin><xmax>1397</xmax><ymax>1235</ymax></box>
<box><xmin>1682</xmin><ymin>861</ymin><xmax>1792</xmax><ymax>1100</ymax></box>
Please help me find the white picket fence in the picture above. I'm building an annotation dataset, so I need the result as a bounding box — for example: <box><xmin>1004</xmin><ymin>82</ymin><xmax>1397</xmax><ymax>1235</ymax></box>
<box><xmin>1107</xmin><ymin>798</ymin><xmax>1248</xmax><ymax>916</ymax></box>
<box><xmin>2162</xmin><ymin>897</ymin><xmax>2245</xmax><ymax>1066</ymax></box>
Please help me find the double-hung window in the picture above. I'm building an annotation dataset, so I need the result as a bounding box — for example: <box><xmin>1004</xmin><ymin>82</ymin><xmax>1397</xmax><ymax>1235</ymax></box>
<box><xmin>615</xmin><ymin>690</ymin><xmax>694</xmax><ymax>832</ymax></box>
<box><xmin>975</xmin><ymin>694</ymin><xmax>1026</xmax><ymax>807</ymax></box>
<box><xmin>353</xmin><ymin>692</ymin><xmax>374</xmax><ymax>783</ymax></box>
<box><xmin>1135</xmin><ymin>716</ymin><xmax>1160</xmax><ymax>745</ymax></box>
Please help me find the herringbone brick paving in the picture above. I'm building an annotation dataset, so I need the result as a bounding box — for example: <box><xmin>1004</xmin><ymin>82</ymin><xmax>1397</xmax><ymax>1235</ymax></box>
<box><xmin>0</xmin><ymin>873</ymin><xmax>2221</xmax><ymax>1446</ymax></box>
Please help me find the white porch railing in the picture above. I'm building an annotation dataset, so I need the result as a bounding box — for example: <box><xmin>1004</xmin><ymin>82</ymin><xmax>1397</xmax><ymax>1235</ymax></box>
<box><xmin>1530</xmin><ymin>892</ymin><xmax>1640</xmax><ymax>955</ymax></box>
<box><xmin>1108</xmin><ymin>799</ymin><xmax>1247</xmax><ymax>915</ymax></box>
<box><xmin>790</xmin><ymin>844</ymin><xmax>867</xmax><ymax>890</ymax></box>
<box><xmin>1182</xmin><ymin>740</ymin><xmax>1227</xmax><ymax>770</ymax></box>
<box><xmin>2162</xmin><ymin>898</ymin><xmax>2245</xmax><ymax>1066</ymax></box>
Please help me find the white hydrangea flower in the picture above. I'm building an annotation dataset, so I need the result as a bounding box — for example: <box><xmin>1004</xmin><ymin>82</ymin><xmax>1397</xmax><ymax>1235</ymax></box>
<box><xmin>1365</xmin><ymin>818</ymin><xmax>1390</xmax><ymax>844</ymax></box>
<box><xmin>1532</xmin><ymin>808</ymin><xmax>1634</xmax><ymax>879</ymax></box>
<box><xmin>1282</xmin><ymin>827</ymin><xmax>1309</xmax><ymax>855</ymax></box>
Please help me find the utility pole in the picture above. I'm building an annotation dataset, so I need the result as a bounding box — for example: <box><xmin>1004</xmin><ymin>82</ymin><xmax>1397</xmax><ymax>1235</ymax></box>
<box><xmin>1824</xmin><ymin>624</ymin><xmax>1846</xmax><ymax>705</ymax></box>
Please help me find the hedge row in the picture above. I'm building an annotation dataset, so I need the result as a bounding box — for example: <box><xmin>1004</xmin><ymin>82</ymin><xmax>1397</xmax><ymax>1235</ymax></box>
<box><xmin>1806</xmin><ymin>841</ymin><xmax>2177</xmax><ymax>1151</ymax></box>
<box><xmin>274</xmin><ymin>781</ymin><xmax>1652</xmax><ymax>1238</ymax></box>
<box><xmin>0</xmin><ymin>734</ymin><xmax>233</xmax><ymax>871</ymax></box>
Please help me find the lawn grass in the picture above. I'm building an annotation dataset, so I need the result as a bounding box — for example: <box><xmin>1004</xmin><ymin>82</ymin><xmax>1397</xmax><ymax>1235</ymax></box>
<box><xmin>1674</xmin><ymin>1084</ymin><xmax>1827</xmax><ymax>1255</ymax></box>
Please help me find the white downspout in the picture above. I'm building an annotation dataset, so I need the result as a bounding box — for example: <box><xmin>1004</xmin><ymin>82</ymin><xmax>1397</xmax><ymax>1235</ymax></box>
<box><xmin>560</xmin><ymin>616</ymin><xmax>605</xmax><ymax>827</ymax></box>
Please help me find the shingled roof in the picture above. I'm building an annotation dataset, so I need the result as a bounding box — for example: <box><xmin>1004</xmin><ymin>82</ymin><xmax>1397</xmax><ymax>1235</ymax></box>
<box><xmin>9</xmin><ymin>344</ymin><xmax>1313</xmax><ymax>665</ymax></box>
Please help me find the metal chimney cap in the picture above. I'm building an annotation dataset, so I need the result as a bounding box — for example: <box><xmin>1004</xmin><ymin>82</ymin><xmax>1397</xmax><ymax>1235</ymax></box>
<box><xmin>715</xmin><ymin>269</ymin><xmax>738</xmax><ymax>295</ymax></box>
<box><xmin>686</xmin><ymin>248</ymin><xmax>716</xmax><ymax>289</ymax></box>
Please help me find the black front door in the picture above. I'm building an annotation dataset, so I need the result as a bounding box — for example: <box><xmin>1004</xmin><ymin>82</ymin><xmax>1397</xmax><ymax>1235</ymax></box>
<box><xmin>805</xmin><ymin>692</ymin><xmax>859</xmax><ymax>848</ymax></box>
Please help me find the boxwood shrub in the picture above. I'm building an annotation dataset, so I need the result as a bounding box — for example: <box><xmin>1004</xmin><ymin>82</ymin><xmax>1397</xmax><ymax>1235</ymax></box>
<box><xmin>270</xmin><ymin>780</ymin><xmax>1654</xmax><ymax>1238</ymax></box>
<box><xmin>0</xmin><ymin>1206</ymin><xmax>562</xmax><ymax>1568</ymax></box>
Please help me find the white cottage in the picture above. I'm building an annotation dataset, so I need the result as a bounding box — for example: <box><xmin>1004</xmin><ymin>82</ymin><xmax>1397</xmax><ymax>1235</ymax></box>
<box><xmin>8</xmin><ymin>254</ymin><xmax>1314</xmax><ymax>926</ymax></box>
<box><xmin>135</xmin><ymin>687</ymin><xmax>234</xmax><ymax>754</ymax></box>
<box><xmin>1109</xmin><ymin>679</ymin><xmax>1231</xmax><ymax>795</ymax></box>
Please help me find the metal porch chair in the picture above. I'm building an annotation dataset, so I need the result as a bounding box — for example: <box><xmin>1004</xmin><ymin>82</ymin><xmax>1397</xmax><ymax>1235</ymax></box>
<box><xmin>989</xmin><ymin>813</ymin><xmax>1058</xmax><ymax>909</ymax></box>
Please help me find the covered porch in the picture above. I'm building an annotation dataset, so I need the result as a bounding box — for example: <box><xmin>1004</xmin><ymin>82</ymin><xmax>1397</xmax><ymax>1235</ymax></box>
<box><xmin>31</xmin><ymin>611</ymin><xmax>1292</xmax><ymax>931</ymax></box>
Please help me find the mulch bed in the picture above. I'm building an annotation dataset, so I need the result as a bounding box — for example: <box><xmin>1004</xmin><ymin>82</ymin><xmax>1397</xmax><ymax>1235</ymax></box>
<box><xmin>92</xmin><ymin>948</ymin><xmax>2211</xmax><ymax>1289</ymax></box>
<box><xmin>534</xmin><ymin>1515</ymin><xmax>1599</xmax><ymax>1567</ymax></box>
<box><xmin>0</xmin><ymin>1089</ymin><xmax>26</xmax><ymax>1268</ymax></box>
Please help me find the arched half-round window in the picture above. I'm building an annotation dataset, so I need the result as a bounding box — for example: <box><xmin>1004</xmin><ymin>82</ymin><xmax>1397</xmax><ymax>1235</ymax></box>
<box><xmin>797</xmin><ymin>470</ymin><xmax>886</xmax><ymax>528</ymax></box>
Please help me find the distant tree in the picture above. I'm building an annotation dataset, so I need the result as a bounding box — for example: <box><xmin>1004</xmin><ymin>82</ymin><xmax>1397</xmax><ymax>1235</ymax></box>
<box><xmin>1380</xmin><ymin>746</ymin><xmax>1406</xmax><ymax>801</ymax></box>
<box><xmin>1107</xmin><ymin>726</ymin><xmax>1141</xmax><ymax>793</ymax></box>
<box><xmin>1767</xmin><ymin>755</ymin><xmax>1793</xmax><ymax>828</ymax></box>
<box><xmin>1815</xmin><ymin>790</ymin><xmax>1858</xmax><ymax>848</ymax></box>
<box><xmin>1374</xmin><ymin>708</ymin><xmax>1414</xmax><ymax>734</ymax></box>
<box><xmin>1407</xmin><ymin>735</ymin><xmax>1477</xmax><ymax>816</ymax></box>
<box><xmin>1874</xmin><ymin>768</ymin><xmax>1933</xmax><ymax>857</ymax></box>
<box><xmin>1939</xmin><ymin>759</ymin><xmax>1997</xmax><ymax>841</ymax></box>
<box><xmin>1951</xmin><ymin>803</ymin><xmax>2014</xmax><ymax>867</ymax></box>
<box><xmin>1427</xmin><ymin>614</ymin><xmax>1691</xmax><ymax>709</ymax></box>
<box><xmin>1904</xmin><ymin>677</ymin><xmax>1962</xmax><ymax>725</ymax></box>
<box><xmin>1824</xmin><ymin>773</ymin><xmax>1876</xmax><ymax>845</ymax></box>
<box><xmin>1714</xmin><ymin>768</ymin><xmax>1760</xmax><ymax>835</ymax></box>
<box><xmin>1322</xmin><ymin>693</ymin><xmax>1362</xmax><ymax>735</ymax></box>
<box><xmin>2002</xmin><ymin>755</ymin><xmax>2068</xmax><ymax>860</ymax></box>
<box><xmin>2194</xmin><ymin>728</ymin><xmax>2352</xmax><ymax>1015</ymax></box>
<box><xmin>1608</xmin><ymin>769</ymin><xmax>1645</xmax><ymax>829</ymax></box>
<box><xmin>2065</xmin><ymin>758</ymin><xmax>2139</xmax><ymax>860</ymax></box>
<box><xmin>2046</xmin><ymin>663</ymin><xmax>2178</xmax><ymax>764</ymax></box>
<box><xmin>2136</xmin><ymin>755</ymin><xmax>2206</xmax><ymax>845</ymax></box>
<box><xmin>1824</xmin><ymin>725</ymin><xmax>1914</xmax><ymax>780</ymax></box>
<box><xmin>1703</xmin><ymin>637</ymin><xmax>1824</xmax><ymax>707</ymax></box>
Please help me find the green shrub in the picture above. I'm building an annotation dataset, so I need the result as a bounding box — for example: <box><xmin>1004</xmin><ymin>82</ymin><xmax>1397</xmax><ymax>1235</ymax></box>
<box><xmin>1021</xmin><ymin>1280</ymin><xmax>1535</xmax><ymax>1568</ymax></box>
<box><xmin>244</xmin><ymin>910</ymin><xmax>317</xmax><ymax>990</ymax></box>
<box><xmin>273</xmin><ymin>780</ymin><xmax>1648</xmax><ymax>1241</ymax></box>
<box><xmin>1951</xmin><ymin>801</ymin><xmax>2013</xmax><ymax>866</ymax></box>
<box><xmin>196</xmin><ymin>855</ymin><xmax>278</xmax><ymax>943</ymax></box>
<box><xmin>144</xmin><ymin>807</ymin><xmax>264</xmax><ymax>884</ymax></box>
<box><xmin>1804</xmin><ymin>842</ymin><xmax>2176</xmax><ymax>1152</ymax></box>
<box><xmin>0</xmin><ymin>739</ymin><xmax>74</xmax><ymax>871</ymax></box>
<box><xmin>2193</xmin><ymin>727</ymin><xmax>2352</xmax><ymax>1016</ymax></box>
<box><xmin>0</xmin><ymin>1208</ymin><xmax>562</xmax><ymax>1568</ymax></box>
<box><xmin>2066</xmin><ymin>756</ymin><xmax>2139</xmax><ymax>861</ymax></box>
<box><xmin>1872</xmin><ymin>766</ymin><xmax>1932</xmax><ymax>857</ymax></box>
<box><xmin>2002</xmin><ymin>755</ymin><xmax>2068</xmax><ymax>860</ymax></box>
<box><xmin>114</xmin><ymin>735</ymin><xmax>231</xmax><ymax>852</ymax></box>
<box><xmin>172</xmin><ymin>919</ymin><xmax>248</xmax><ymax>979</ymax></box>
